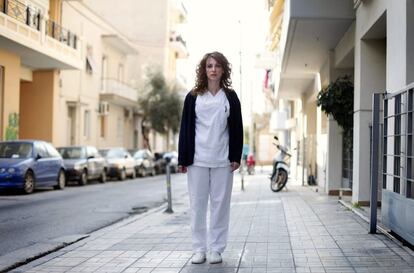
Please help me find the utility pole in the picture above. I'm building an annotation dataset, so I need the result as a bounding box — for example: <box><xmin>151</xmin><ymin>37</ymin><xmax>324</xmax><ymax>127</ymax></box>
<box><xmin>239</xmin><ymin>19</ymin><xmax>245</xmax><ymax>191</ymax></box>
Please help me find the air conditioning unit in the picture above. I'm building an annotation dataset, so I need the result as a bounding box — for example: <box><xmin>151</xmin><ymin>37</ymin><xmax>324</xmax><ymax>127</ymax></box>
<box><xmin>98</xmin><ymin>101</ymin><xmax>109</xmax><ymax>115</ymax></box>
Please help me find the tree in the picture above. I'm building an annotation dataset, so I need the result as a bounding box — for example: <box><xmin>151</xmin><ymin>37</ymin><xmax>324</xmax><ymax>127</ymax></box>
<box><xmin>140</xmin><ymin>70</ymin><xmax>183</xmax><ymax>151</ymax></box>
<box><xmin>316</xmin><ymin>75</ymin><xmax>354</xmax><ymax>131</ymax></box>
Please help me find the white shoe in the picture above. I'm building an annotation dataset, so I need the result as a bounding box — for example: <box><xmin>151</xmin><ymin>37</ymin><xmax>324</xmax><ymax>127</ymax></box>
<box><xmin>191</xmin><ymin>252</ymin><xmax>206</xmax><ymax>264</ymax></box>
<box><xmin>209</xmin><ymin>251</ymin><xmax>222</xmax><ymax>264</ymax></box>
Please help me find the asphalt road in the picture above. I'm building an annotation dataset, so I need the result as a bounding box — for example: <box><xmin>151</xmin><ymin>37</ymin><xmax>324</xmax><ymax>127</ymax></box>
<box><xmin>0</xmin><ymin>173</ymin><xmax>188</xmax><ymax>261</ymax></box>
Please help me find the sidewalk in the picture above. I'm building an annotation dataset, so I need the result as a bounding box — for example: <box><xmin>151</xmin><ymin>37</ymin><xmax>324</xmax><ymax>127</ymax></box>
<box><xmin>10</xmin><ymin>171</ymin><xmax>414</xmax><ymax>273</ymax></box>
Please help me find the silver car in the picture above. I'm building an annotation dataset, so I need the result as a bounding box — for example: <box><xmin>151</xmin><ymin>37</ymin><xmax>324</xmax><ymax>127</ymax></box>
<box><xmin>99</xmin><ymin>148</ymin><xmax>136</xmax><ymax>180</ymax></box>
<box><xmin>58</xmin><ymin>146</ymin><xmax>107</xmax><ymax>185</ymax></box>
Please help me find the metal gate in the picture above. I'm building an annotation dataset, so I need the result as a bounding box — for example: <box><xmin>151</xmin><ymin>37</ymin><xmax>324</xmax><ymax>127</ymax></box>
<box><xmin>373</xmin><ymin>84</ymin><xmax>414</xmax><ymax>244</ymax></box>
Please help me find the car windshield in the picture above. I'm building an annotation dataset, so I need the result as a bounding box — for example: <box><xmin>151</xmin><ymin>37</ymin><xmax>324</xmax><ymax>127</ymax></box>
<box><xmin>57</xmin><ymin>147</ymin><xmax>86</xmax><ymax>159</ymax></box>
<box><xmin>0</xmin><ymin>142</ymin><xmax>33</xmax><ymax>159</ymax></box>
<box><xmin>99</xmin><ymin>149</ymin><xmax>121</xmax><ymax>159</ymax></box>
<box><xmin>133</xmin><ymin>150</ymin><xmax>145</xmax><ymax>158</ymax></box>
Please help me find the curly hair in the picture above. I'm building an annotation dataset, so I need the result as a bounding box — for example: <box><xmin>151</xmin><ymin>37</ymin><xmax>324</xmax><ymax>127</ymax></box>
<box><xmin>192</xmin><ymin>51</ymin><xmax>233</xmax><ymax>95</ymax></box>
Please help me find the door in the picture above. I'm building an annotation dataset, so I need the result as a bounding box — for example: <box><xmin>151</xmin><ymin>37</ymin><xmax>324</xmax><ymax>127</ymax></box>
<box><xmin>32</xmin><ymin>142</ymin><xmax>49</xmax><ymax>184</ymax></box>
<box><xmin>67</xmin><ymin>105</ymin><xmax>76</xmax><ymax>145</ymax></box>
<box><xmin>86</xmin><ymin>146</ymin><xmax>100</xmax><ymax>178</ymax></box>
<box><xmin>341</xmin><ymin>130</ymin><xmax>353</xmax><ymax>189</ymax></box>
<box><xmin>44</xmin><ymin>142</ymin><xmax>62</xmax><ymax>184</ymax></box>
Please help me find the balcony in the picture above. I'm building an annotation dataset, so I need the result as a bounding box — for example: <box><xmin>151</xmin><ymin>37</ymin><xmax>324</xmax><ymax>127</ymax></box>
<box><xmin>100</xmin><ymin>78</ymin><xmax>138</xmax><ymax>107</ymax></box>
<box><xmin>0</xmin><ymin>0</ymin><xmax>82</xmax><ymax>69</ymax></box>
<box><xmin>169</xmin><ymin>30</ymin><xmax>188</xmax><ymax>58</ymax></box>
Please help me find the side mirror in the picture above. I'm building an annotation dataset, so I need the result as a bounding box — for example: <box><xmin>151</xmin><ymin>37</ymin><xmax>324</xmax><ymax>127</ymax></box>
<box><xmin>35</xmin><ymin>154</ymin><xmax>42</xmax><ymax>160</ymax></box>
<box><xmin>87</xmin><ymin>156</ymin><xmax>94</xmax><ymax>160</ymax></box>
<box><xmin>274</xmin><ymin>136</ymin><xmax>279</xmax><ymax>140</ymax></box>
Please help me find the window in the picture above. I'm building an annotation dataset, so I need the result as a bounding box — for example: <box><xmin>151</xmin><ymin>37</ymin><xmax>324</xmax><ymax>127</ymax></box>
<box><xmin>84</xmin><ymin>110</ymin><xmax>90</xmax><ymax>139</ymax></box>
<box><xmin>34</xmin><ymin>142</ymin><xmax>48</xmax><ymax>158</ymax></box>
<box><xmin>117</xmin><ymin>117</ymin><xmax>122</xmax><ymax>139</ymax></box>
<box><xmin>101</xmin><ymin>55</ymin><xmax>107</xmax><ymax>90</ymax></box>
<box><xmin>118</xmin><ymin>63</ymin><xmax>124</xmax><ymax>82</ymax></box>
<box><xmin>44</xmin><ymin>143</ymin><xmax>61</xmax><ymax>158</ymax></box>
<box><xmin>86</xmin><ymin>45</ymin><xmax>96</xmax><ymax>74</ymax></box>
<box><xmin>100</xmin><ymin>115</ymin><xmax>106</xmax><ymax>138</ymax></box>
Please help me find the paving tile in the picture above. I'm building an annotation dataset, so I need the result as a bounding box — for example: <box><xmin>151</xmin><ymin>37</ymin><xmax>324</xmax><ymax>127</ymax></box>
<box><xmin>10</xmin><ymin>175</ymin><xmax>414</xmax><ymax>273</ymax></box>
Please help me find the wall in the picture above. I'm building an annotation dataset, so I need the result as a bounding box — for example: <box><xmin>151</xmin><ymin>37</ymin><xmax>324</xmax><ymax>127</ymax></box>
<box><xmin>0</xmin><ymin>49</ymin><xmax>20</xmax><ymax>140</ymax></box>
<box><xmin>82</xmin><ymin>0</ymin><xmax>169</xmax><ymax>85</ymax></box>
<box><xmin>20</xmin><ymin>71</ymin><xmax>58</xmax><ymax>143</ymax></box>
<box><xmin>353</xmin><ymin>1</ymin><xmax>388</xmax><ymax>203</ymax></box>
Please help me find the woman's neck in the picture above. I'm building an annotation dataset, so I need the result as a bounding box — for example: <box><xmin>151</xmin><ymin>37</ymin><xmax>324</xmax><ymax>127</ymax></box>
<box><xmin>207</xmin><ymin>81</ymin><xmax>221</xmax><ymax>95</ymax></box>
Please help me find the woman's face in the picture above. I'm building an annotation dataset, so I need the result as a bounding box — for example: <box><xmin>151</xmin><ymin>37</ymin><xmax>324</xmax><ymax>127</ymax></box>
<box><xmin>205</xmin><ymin>57</ymin><xmax>223</xmax><ymax>82</ymax></box>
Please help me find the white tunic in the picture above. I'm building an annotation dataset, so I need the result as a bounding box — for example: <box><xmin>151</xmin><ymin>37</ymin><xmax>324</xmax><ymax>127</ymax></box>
<box><xmin>194</xmin><ymin>89</ymin><xmax>230</xmax><ymax>167</ymax></box>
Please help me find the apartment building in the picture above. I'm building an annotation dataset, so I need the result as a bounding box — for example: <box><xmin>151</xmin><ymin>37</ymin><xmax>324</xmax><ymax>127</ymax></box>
<box><xmin>58</xmin><ymin>0</ymin><xmax>139</xmax><ymax>148</ymax></box>
<box><xmin>0</xmin><ymin>0</ymin><xmax>82</xmax><ymax>142</ymax></box>
<box><xmin>267</xmin><ymin>0</ymin><xmax>414</xmax><ymax>245</ymax></box>
<box><xmin>83</xmin><ymin>0</ymin><xmax>189</xmax><ymax>152</ymax></box>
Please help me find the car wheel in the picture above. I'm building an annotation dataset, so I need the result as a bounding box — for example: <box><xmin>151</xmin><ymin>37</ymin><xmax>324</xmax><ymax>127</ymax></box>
<box><xmin>23</xmin><ymin>171</ymin><xmax>35</xmax><ymax>194</ymax></box>
<box><xmin>99</xmin><ymin>170</ymin><xmax>107</xmax><ymax>183</ymax></box>
<box><xmin>118</xmin><ymin>168</ymin><xmax>126</xmax><ymax>181</ymax></box>
<box><xmin>54</xmin><ymin>170</ymin><xmax>66</xmax><ymax>190</ymax></box>
<box><xmin>79</xmin><ymin>169</ymin><xmax>87</xmax><ymax>186</ymax></box>
<box><xmin>140</xmin><ymin>167</ymin><xmax>146</xmax><ymax>177</ymax></box>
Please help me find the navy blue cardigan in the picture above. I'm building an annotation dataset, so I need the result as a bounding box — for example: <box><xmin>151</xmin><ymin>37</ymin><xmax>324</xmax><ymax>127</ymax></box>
<box><xmin>178</xmin><ymin>89</ymin><xmax>243</xmax><ymax>167</ymax></box>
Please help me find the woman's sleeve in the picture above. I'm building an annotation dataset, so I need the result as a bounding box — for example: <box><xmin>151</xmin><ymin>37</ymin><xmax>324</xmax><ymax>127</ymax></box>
<box><xmin>234</xmin><ymin>94</ymin><xmax>244</xmax><ymax>161</ymax></box>
<box><xmin>178</xmin><ymin>93</ymin><xmax>190</xmax><ymax>166</ymax></box>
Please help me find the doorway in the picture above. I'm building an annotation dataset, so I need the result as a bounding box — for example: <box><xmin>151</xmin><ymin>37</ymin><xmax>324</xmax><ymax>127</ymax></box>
<box><xmin>67</xmin><ymin>104</ymin><xmax>76</xmax><ymax>145</ymax></box>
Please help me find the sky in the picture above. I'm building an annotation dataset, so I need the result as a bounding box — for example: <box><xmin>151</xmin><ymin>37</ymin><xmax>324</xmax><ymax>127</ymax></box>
<box><xmin>179</xmin><ymin>0</ymin><xmax>270</xmax><ymax>122</ymax></box>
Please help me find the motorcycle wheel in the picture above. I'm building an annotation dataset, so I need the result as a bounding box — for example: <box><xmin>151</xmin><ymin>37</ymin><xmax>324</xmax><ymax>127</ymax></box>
<box><xmin>270</xmin><ymin>169</ymin><xmax>288</xmax><ymax>192</ymax></box>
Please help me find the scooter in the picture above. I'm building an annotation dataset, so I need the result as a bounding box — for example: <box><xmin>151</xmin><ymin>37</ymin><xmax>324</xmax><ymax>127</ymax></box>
<box><xmin>270</xmin><ymin>136</ymin><xmax>292</xmax><ymax>192</ymax></box>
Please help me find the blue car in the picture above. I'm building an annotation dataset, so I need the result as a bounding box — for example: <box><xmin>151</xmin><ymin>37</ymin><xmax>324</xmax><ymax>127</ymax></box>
<box><xmin>0</xmin><ymin>140</ymin><xmax>66</xmax><ymax>194</ymax></box>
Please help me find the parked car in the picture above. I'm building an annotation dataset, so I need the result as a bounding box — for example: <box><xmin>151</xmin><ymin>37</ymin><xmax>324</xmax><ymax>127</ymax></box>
<box><xmin>99</xmin><ymin>148</ymin><xmax>135</xmax><ymax>180</ymax></box>
<box><xmin>0</xmin><ymin>140</ymin><xmax>66</xmax><ymax>194</ymax></box>
<box><xmin>130</xmin><ymin>149</ymin><xmax>156</xmax><ymax>177</ymax></box>
<box><xmin>154</xmin><ymin>152</ymin><xmax>166</xmax><ymax>174</ymax></box>
<box><xmin>164</xmin><ymin>151</ymin><xmax>178</xmax><ymax>173</ymax></box>
<box><xmin>57</xmin><ymin>146</ymin><xmax>107</xmax><ymax>185</ymax></box>
<box><xmin>154</xmin><ymin>151</ymin><xmax>178</xmax><ymax>174</ymax></box>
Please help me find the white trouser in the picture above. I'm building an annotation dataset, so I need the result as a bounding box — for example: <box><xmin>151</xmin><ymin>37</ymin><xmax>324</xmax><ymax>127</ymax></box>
<box><xmin>187</xmin><ymin>165</ymin><xmax>233</xmax><ymax>253</ymax></box>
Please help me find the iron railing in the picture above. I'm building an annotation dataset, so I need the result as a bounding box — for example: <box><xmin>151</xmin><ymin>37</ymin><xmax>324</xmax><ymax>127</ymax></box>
<box><xmin>383</xmin><ymin>85</ymin><xmax>414</xmax><ymax>199</ymax></box>
<box><xmin>1</xmin><ymin>0</ymin><xmax>78</xmax><ymax>49</ymax></box>
<box><xmin>170</xmin><ymin>34</ymin><xmax>187</xmax><ymax>48</ymax></box>
<box><xmin>45</xmin><ymin>20</ymin><xmax>77</xmax><ymax>49</ymax></box>
<box><xmin>1</xmin><ymin>0</ymin><xmax>40</xmax><ymax>30</ymax></box>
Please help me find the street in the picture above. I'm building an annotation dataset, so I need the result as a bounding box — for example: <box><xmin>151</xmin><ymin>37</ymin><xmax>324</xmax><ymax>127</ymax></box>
<box><xmin>0</xmin><ymin>173</ymin><xmax>188</xmax><ymax>269</ymax></box>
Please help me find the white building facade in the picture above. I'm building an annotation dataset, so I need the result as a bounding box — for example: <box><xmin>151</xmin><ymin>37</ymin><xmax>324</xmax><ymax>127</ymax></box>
<box><xmin>268</xmin><ymin>0</ymin><xmax>414</xmax><ymax>245</ymax></box>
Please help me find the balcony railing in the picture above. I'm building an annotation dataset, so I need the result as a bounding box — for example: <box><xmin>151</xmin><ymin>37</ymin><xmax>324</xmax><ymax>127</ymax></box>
<box><xmin>1</xmin><ymin>0</ymin><xmax>40</xmax><ymax>30</ymax></box>
<box><xmin>170</xmin><ymin>34</ymin><xmax>187</xmax><ymax>48</ymax></box>
<box><xmin>0</xmin><ymin>0</ymin><xmax>78</xmax><ymax>50</ymax></box>
<box><xmin>169</xmin><ymin>30</ymin><xmax>188</xmax><ymax>58</ymax></box>
<box><xmin>46</xmin><ymin>20</ymin><xmax>77</xmax><ymax>49</ymax></box>
<box><xmin>101</xmin><ymin>78</ymin><xmax>138</xmax><ymax>103</ymax></box>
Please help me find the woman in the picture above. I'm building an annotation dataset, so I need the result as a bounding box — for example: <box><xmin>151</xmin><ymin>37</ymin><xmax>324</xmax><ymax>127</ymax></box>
<box><xmin>178</xmin><ymin>51</ymin><xmax>243</xmax><ymax>264</ymax></box>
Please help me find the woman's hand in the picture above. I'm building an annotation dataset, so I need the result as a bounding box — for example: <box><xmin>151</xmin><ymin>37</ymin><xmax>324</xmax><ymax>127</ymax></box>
<box><xmin>230</xmin><ymin>162</ymin><xmax>240</xmax><ymax>172</ymax></box>
<box><xmin>178</xmin><ymin>165</ymin><xmax>188</xmax><ymax>173</ymax></box>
